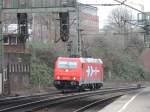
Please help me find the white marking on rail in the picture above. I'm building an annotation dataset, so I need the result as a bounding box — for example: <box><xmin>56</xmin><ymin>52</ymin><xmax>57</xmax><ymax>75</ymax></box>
<box><xmin>117</xmin><ymin>91</ymin><xmax>143</xmax><ymax>112</ymax></box>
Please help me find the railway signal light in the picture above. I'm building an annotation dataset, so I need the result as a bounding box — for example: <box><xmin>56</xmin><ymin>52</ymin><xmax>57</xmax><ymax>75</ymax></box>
<box><xmin>59</xmin><ymin>12</ymin><xmax>69</xmax><ymax>42</ymax></box>
<box><xmin>17</xmin><ymin>13</ymin><xmax>28</xmax><ymax>43</ymax></box>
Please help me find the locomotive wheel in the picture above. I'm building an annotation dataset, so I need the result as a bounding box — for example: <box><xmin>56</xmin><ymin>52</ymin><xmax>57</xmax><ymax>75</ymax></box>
<box><xmin>89</xmin><ymin>84</ymin><xmax>95</xmax><ymax>90</ymax></box>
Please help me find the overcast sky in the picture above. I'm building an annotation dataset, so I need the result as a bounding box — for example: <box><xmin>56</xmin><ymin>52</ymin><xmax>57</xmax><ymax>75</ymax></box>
<box><xmin>144</xmin><ymin>0</ymin><xmax>150</xmax><ymax>11</ymax></box>
<box><xmin>78</xmin><ymin>0</ymin><xmax>150</xmax><ymax>28</ymax></box>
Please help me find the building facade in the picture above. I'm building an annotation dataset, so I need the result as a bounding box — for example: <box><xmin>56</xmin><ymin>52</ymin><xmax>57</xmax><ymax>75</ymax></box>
<box><xmin>79</xmin><ymin>4</ymin><xmax>99</xmax><ymax>33</ymax></box>
<box><xmin>3</xmin><ymin>34</ymin><xmax>31</xmax><ymax>95</ymax></box>
<box><xmin>31</xmin><ymin>3</ymin><xmax>99</xmax><ymax>43</ymax></box>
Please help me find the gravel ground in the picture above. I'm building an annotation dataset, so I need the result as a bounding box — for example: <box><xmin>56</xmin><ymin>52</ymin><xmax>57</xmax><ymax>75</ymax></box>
<box><xmin>4</xmin><ymin>86</ymin><xmax>58</xmax><ymax>97</ymax></box>
<box><xmin>2</xmin><ymin>81</ymin><xmax>149</xmax><ymax>98</ymax></box>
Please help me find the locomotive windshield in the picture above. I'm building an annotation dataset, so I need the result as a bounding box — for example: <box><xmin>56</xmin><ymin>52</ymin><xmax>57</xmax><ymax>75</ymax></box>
<box><xmin>57</xmin><ymin>61</ymin><xmax>77</xmax><ymax>69</ymax></box>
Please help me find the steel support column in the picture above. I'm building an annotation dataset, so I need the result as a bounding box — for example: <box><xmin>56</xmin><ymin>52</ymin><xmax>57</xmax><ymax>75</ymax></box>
<box><xmin>0</xmin><ymin>0</ymin><xmax>3</xmax><ymax>95</ymax></box>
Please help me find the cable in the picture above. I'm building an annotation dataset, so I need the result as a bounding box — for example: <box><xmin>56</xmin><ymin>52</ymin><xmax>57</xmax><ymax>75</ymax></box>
<box><xmin>80</xmin><ymin>4</ymin><xmax>121</xmax><ymax>6</ymax></box>
<box><xmin>122</xmin><ymin>0</ymin><xmax>127</xmax><ymax>4</ymax></box>
<box><xmin>113</xmin><ymin>0</ymin><xmax>144</xmax><ymax>14</ymax></box>
<box><xmin>111</xmin><ymin>0</ymin><xmax>147</xmax><ymax>29</ymax></box>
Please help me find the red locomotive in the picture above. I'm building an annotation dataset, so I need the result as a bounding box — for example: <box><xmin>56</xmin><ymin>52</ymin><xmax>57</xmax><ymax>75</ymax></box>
<box><xmin>54</xmin><ymin>57</ymin><xmax>104</xmax><ymax>91</ymax></box>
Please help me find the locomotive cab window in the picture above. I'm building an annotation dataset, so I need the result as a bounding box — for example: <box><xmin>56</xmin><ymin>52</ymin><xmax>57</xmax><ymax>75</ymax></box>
<box><xmin>58</xmin><ymin>61</ymin><xmax>77</xmax><ymax>69</ymax></box>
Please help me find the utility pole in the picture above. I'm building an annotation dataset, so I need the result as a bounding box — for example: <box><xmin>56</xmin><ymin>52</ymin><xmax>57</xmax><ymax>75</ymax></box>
<box><xmin>0</xmin><ymin>0</ymin><xmax>3</xmax><ymax>95</ymax></box>
<box><xmin>0</xmin><ymin>14</ymin><xmax>3</xmax><ymax>73</ymax></box>
<box><xmin>72</xmin><ymin>1</ymin><xmax>122</xmax><ymax>57</ymax></box>
<box><xmin>71</xmin><ymin>0</ymin><xmax>81</xmax><ymax>57</ymax></box>
<box><xmin>76</xmin><ymin>1</ymin><xmax>81</xmax><ymax>57</ymax></box>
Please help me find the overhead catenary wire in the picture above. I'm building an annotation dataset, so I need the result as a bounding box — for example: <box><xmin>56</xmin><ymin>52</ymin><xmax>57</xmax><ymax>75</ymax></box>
<box><xmin>113</xmin><ymin>0</ymin><xmax>144</xmax><ymax>14</ymax></box>
<box><xmin>80</xmin><ymin>4</ymin><xmax>121</xmax><ymax>6</ymax></box>
<box><xmin>78</xmin><ymin>1</ymin><xmax>146</xmax><ymax>28</ymax></box>
<box><xmin>113</xmin><ymin>0</ymin><xmax>149</xmax><ymax>29</ymax></box>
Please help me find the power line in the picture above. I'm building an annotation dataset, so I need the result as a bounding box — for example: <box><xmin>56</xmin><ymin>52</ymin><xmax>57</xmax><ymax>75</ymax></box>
<box><xmin>81</xmin><ymin>4</ymin><xmax>121</xmax><ymax>6</ymax></box>
<box><xmin>113</xmin><ymin>0</ymin><xmax>144</xmax><ymax>14</ymax></box>
<box><xmin>121</xmin><ymin>0</ymin><xmax>127</xmax><ymax>4</ymax></box>
<box><xmin>80</xmin><ymin>1</ymin><xmax>146</xmax><ymax>29</ymax></box>
<box><xmin>112</xmin><ymin>0</ymin><xmax>148</xmax><ymax>29</ymax></box>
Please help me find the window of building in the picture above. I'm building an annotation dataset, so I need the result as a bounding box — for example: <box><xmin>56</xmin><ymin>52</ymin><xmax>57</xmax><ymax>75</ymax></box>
<box><xmin>15</xmin><ymin>64</ymin><xmax>18</xmax><ymax>73</ymax></box>
<box><xmin>17</xmin><ymin>64</ymin><xmax>19</xmax><ymax>72</ymax></box>
<box><xmin>9</xmin><ymin>64</ymin><xmax>11</xmax><ymax>73</ymax></box>
<box><xmin>21</xmin><ymin>65</ymin><xmax>23</xmax><ymax>72</ymax></box>
<box><xmin>10</xmin><ymin>36</ymin><xmax>17</xmax><ymax>45</ymax></box>
<box><xmin>12</xmin><ymin>64</ymin><xmax>15</xmax><ymax>72</ymax></box>
<box><xmin>4</xmin><ymin>36</ymin><xmax>9</xmax><ymax>45</ymax></box>
<box><xmin>24</xmin><ymin>65</ymin><xmax>26</xmax><ymax>72</ymax></box>
<box><xmin>18</xmin><ymin>64</ymin><xmax>20</xmax><ymax>72</ymax></box>
<box><xmin>147</xmin><ymin>15</ymin><xmax>150</xmax><ymax>21</ymax></box>
<box><xmin>3</xmin><ymin>68</ymin><xmax>7</xmax><ymax>81</ymax></box>
<box><xmin>26</xmin><ymin>65</ymin><xmax>30</xmax><ymax>72</ymax></box>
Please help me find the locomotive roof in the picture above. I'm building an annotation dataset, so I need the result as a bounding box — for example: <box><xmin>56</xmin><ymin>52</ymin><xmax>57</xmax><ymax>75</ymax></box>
<box><xmin>57</xmin><ymin>57</ymin><xmax>103</xmax><ymax>64</ymax></box>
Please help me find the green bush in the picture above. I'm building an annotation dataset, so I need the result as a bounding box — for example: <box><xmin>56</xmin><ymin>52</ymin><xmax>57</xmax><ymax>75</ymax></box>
<box><xmin>30</xmin><ymin>61</ymin><xmax>53</xmax><ymax>86</ymax></box>
<box><xmin>104</xmin><ymin>53</ymin><xmax>150</xmax><ymax>81</ymax></box>
<box><xmin>27</xmin><ymin>41</ymin><xmax>67</xmax><ymax>86</ymax></box>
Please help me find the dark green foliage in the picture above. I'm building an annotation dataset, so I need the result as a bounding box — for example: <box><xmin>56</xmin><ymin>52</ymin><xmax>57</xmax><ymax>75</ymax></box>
<box><xmin>89</xmin><ymin>38</ymin><xmax>150</xmax><ymax>81</ymax></box>
<box><xmin>104</xmin><ymin>52</ymin><xmax>150</xmax><ymax>81</ymax></box>
<box><xmin>27</xmin><ymin>41</ymin><xmax>67</xmax><ymax>86</ymax></box>
<box><xmin>30</xmin><ymin>61</ymin><xmax>53</xmax><ymax>86</ymax></box>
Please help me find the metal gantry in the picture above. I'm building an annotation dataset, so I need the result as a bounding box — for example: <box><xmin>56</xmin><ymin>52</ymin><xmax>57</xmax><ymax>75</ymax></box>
<box><xmin>2</xmin><ymin>0</ymin><xmax>76</xmax><ymax>13</ymax></box>
<box><xmin>114</xmin><ymin>0</ymin><xmax>150</xmax><ymax>47</ymax></box>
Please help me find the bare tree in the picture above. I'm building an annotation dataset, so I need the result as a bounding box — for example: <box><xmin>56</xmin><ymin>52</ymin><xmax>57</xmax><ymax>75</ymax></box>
<box><xmin>108</xmin><ymin>6</ymin><xmax>133</xmax><ymax>33</ymax></box>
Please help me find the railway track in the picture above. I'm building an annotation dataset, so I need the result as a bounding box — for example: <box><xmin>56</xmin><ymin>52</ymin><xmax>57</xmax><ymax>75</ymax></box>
<box><xmin>73</xmin><ymin>94</ymin><xmax>122</xmax><ymax>112</ymax></box>
<box><xmin>0</xmin><ymin>87</ymin><xmax>120</xmax><ymax>105</ymax></box>
<box><xmin>0</xmin><ymin>91</ymin><xmax>62</xmax><ymax>111</ymax></box>
<box><xmin>0</xmin><ymin>86</ymin><xmax>143</xmax><ymax>112</ymax></box>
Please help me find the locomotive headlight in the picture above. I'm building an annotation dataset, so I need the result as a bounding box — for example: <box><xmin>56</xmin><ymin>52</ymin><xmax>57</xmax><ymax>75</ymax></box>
<box><xmin>57</xmin><ymin>76</ymin><xmax>60</xmax><ymax>80</ymax></box>
<box><xmin>65</xmin><ymin>69</ymin><xmax>69</xmax><ymax>72</ymax></box>
<box><xmin>73</xmin><ymin>77</ymin><xmax>76</xmax><ymax>80</ymax></box>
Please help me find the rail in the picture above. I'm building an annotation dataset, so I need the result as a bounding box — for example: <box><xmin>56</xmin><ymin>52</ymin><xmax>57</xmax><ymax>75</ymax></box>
<box><xmin>0</xmin><ymin>86</ymin><xmax>143</xmax><ymax>112</ymax></box>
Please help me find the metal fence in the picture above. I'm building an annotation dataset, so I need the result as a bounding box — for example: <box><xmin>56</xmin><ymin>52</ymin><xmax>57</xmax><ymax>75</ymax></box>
<box><xmin>3</xmin><ymin>0</ymin><xmax>76</xmax><ymax>9</ymax></box>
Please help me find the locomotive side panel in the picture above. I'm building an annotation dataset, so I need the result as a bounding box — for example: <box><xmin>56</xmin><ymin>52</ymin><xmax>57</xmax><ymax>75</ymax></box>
<box><xmin>80</xmin><ymin>63</ymin><xmax>103</xmax><ymax>85</ymax></box>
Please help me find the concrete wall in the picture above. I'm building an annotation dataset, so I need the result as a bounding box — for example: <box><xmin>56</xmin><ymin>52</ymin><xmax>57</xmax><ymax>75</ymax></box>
<box><xmin>4</xmin><ymin>53</ymin><xmax>31</xmax><ymax>94</ymax></box>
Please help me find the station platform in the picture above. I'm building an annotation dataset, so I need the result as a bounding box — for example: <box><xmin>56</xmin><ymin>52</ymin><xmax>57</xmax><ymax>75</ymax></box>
<box><xmin>98</xmin><ymin>87</ymin><xmax>150</xmax><ymax>112</ymax></box>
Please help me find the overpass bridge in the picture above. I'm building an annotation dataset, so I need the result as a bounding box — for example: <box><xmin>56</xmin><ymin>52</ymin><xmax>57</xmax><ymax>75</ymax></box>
<box><xmin>0</xmin><ymin>0</ymin><xmax>76</xmax><ymax>13</ymax></box>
